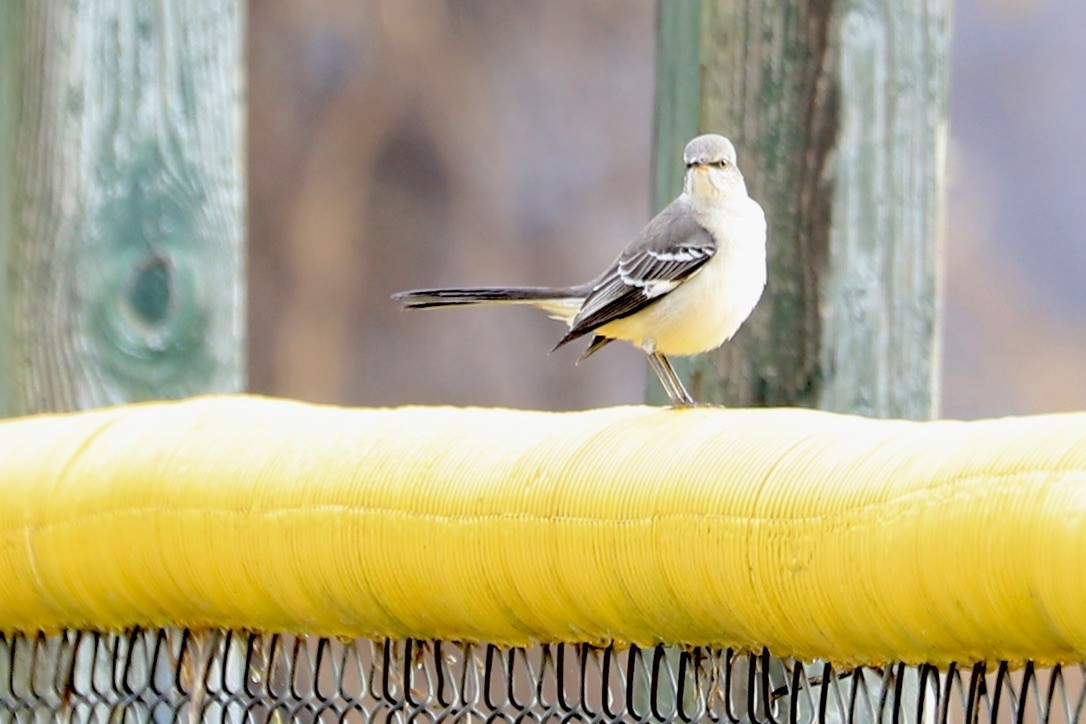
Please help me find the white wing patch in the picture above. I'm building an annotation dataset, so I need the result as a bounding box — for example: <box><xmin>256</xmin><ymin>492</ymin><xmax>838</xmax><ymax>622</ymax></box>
<box><xmin>616</xmin><ymin>245</ymin><xmax>714</xmax><ymax>297</ymax></box>
<box><xmin>639</xmin><ymin>279</ymin><xmax>680</xmax><ymax>296</ymax></box>
<box><xmin>646</xmin><ymin>248</ymin><xmax>702</xmax><ymax>263</ymax></box>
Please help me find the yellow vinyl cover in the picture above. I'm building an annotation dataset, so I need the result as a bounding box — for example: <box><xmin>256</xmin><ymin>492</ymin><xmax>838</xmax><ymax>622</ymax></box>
<box><xmin>0</xmin><ymin>395</ymin><xmax>1084</xmax><ymax>667</ymax></box>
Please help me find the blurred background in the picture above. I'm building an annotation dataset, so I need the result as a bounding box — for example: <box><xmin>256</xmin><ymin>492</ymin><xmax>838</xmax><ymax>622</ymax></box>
<box><xmin>248</xmin><ymin>0</ymin><xmax>1086</xmax><ymax>418</ymax></box>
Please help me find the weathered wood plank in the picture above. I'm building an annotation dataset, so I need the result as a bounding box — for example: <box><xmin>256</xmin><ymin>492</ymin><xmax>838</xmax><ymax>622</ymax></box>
<box><xmin>651</xmin><ymin>1</ymin><xmax>702</xmax><ymax>216</ymax></box>
<box><xmin>0</xmin><ymin>1</ymin><xmax>245</xmax><ymax>416</ymax></box>
<box><xmin>652</xmin><ymin>0</ymin><xmax>948</xmax><ymax>419</ymax></box>
<box><xmin>0</xmin><ymin>1</ymin><xmax>245</xmax><ymax>714</ymax></box>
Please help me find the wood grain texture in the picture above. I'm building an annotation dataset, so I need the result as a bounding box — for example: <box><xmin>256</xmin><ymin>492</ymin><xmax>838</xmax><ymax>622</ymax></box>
<box><xmin>653</xmin><ymin>0</ymin><xmax>948</xmax><ymax>419</ymax></box>
<box><xmin>0</xmin><ymin>1</ymin><xmax>244</xmax><ymax>415</ymax></box>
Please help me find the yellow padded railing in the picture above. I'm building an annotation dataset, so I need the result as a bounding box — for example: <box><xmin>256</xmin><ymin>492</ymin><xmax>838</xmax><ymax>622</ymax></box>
<box><xmin>0</xmin><ymin>395</ymin><xmax>1084</xmax><ymax>668</ymax></box>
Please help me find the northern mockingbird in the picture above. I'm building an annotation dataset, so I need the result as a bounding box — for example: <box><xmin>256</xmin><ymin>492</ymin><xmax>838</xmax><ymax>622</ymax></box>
<box><xmin>394</xmin><ymin>134</ymin><xmax>767</xmax><ymax>406</ymax></box>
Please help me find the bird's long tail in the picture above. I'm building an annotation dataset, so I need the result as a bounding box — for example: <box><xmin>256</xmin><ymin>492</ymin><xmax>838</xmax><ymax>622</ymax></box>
<box><xmin>393</xmin><ymin>286</ymin><xmax>583</xmax><ymax>319</ymax></box>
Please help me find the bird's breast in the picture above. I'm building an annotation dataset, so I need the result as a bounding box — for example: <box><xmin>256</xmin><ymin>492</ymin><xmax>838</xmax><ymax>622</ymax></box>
<box><xmin>651</xmin><ymin>243</ymin><xmax>766</xmax><ymax>355</ymax></box>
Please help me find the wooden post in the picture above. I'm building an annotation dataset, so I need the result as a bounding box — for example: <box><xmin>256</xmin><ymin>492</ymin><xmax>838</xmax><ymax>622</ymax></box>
<box><xmin>652</xmin><ymin>0</ymin><xmax>948</xmax><ymax>420</ymax></box>
<box><xmin>0</xmin><ymin>1</ymin><xmax>244</xmax><ymax>417</ymax></box>
<box><xmin>652</xmin><ymin>0</ymin><xmax>948</xmax><ymax>716</ymax></box>
<box><xmin>0</xmin><ymin>2</ymin><xmax>244</xmax><ymax>717</ymax></box>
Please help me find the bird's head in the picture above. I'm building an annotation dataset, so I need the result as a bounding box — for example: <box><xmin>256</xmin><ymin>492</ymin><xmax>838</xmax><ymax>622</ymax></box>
<box><xmin>682</xmin><ymin>134</ymin><xmax>747</xmax><ymax>207</ymax></box>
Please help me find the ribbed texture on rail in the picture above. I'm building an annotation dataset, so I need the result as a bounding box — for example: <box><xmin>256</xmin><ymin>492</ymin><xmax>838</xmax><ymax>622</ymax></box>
<box><xmin>0</xmin><ymin>395</ymin><xmax>1084</xmax><ymax>667</ymax></box>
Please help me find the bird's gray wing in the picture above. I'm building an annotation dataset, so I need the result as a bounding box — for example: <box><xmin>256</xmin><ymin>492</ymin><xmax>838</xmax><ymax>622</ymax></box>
<box><xmin>553</xmin><ymin>201</ymin><xmax>716</xmax><ymax>350</ymax></box>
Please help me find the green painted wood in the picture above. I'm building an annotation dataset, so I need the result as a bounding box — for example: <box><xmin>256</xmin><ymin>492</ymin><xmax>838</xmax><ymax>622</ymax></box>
<box><xmin>651</xmin><ymin>1</ymin><xmax>702</xmax><ymax>216</ymax></box>
<box><xmin>0</xmin><ymin>1</ymin><xmax>245</xmax><ymax>711</ymax></box>
<box><xmin>0</xmin><ymin>1</ymin><xmax>245</xmax><ymax>416</ymax></box>
<box><xmin>651</xmin><ymin>0</ymin><xmax>948</xmax><ymax>420</ymax></box>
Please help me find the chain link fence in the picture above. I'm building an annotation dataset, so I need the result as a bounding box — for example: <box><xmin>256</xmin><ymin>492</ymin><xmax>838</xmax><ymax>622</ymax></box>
<box><xmin>1</xmin><ymin>629</ymin><xmax>1083</xmax><ymax>722</ymax></box>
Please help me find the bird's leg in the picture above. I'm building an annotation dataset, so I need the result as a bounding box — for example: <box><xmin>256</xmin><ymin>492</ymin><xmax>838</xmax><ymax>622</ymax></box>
<box><xmin>645</xmin><ymin>351</ymin><xmax>681</xmax><ymax>402</ymax></box>
<box><xmin>646</xmin><ymin>352</ymin><xmax>696</xmax><ymax>407</ymax></box>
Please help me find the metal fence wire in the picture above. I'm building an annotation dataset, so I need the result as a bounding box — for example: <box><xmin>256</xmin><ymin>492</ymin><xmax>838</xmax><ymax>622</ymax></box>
<box><xmin>0</xmin><ymin>629</ymin><xmax>1083</xmax><ymax>723</ymax></box>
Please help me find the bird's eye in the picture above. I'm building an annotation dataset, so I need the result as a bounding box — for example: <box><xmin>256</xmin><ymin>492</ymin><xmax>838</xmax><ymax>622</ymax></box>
<box><xmin>686</xmin><ymin>159</ymin><xmax>729</xmax><ymax>169</ymax></box>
